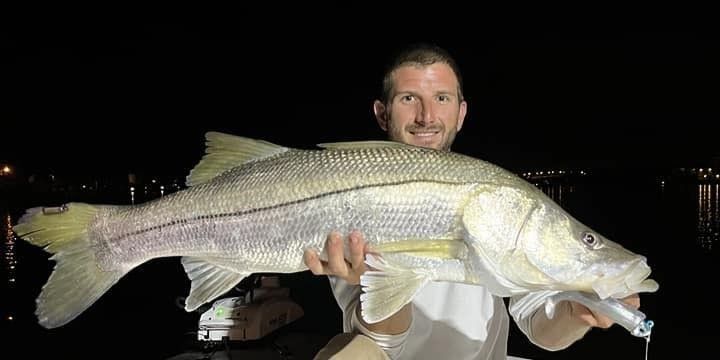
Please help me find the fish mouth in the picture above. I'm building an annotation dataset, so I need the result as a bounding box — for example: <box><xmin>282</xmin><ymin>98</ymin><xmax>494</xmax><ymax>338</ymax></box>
<box><xmin>592</xmin><ymin>261</ymin><xmax>659</xmax><ymax>299</ymax></box>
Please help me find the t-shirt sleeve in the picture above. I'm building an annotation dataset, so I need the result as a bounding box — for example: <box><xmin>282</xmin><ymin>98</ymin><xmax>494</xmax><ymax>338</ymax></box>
<box><xmin>328</xmin><ymin>276</ymin><xmax>362</xmax><ymax>332</ymax></box>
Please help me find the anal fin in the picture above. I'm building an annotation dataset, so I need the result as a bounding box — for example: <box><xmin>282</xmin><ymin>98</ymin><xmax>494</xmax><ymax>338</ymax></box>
<box><xmin>181</xmin><ymin>256</ymin><xmax>250</xmax><ymax>311</ymax></box>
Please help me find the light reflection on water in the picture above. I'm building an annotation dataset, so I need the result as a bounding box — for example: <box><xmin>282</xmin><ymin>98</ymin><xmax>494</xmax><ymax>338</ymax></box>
<box><xmin>3</xmin><ymin>211</ymin><xmax>16</xmax><ymax>323</ymax></box>
<box><xmin>697</xmin><ymin>184</ymin><xmax>720</xmax><ymax>250</ymax></box>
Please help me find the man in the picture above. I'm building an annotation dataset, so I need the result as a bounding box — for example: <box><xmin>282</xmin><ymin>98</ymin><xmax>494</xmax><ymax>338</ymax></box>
<box><xmin>304</xmin><ymin>43</ymin><xmax>640</xmax><ymax>359</ymax></box>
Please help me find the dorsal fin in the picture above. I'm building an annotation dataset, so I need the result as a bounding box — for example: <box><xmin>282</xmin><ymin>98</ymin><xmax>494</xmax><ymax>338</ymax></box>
<box><xmin>317</xmin><ymin>140</ymin><xmax>416</xmax><ymax>150</ymax></box>
<box><xmin>186</xmin><ymin>131</ymin><xmax>289</xmax><ymax>187</ymax></box>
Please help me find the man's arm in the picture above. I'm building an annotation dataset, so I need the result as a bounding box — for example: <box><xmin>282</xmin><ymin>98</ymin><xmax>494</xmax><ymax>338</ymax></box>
<box><xmin>304</xmin><ymin>231</ymin><xmax>412</xmax><ymax>335</ymax></box>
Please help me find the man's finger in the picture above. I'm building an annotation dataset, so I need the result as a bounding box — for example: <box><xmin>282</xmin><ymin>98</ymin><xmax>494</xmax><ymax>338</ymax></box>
<box><xmin>304</xmin><ymin>249</ymin><xmax>326</xmax><ymax>275</ymax></box>
<box><xmin>594</xmin><ymin>315</ymin><xmax>614</xmax><ymax>329</ymax></box>
<box><xmin>326</xmin><ymin>232</ymin><xmax>349</xmax><ymax>276</ymax></box>
<box><xmin>570</xmin><ymin>302</ymin><xmax>599</xmax><ymax>327</ymax></box>
<box><xmin>622</xmin><ymin>294</ymin><xmax>640</xmax><ymax>309</ymax></box>
<box><xmin>348</xmin><ymin>230</ymin><xmax>366</xmax><ymax>271</ymax></box>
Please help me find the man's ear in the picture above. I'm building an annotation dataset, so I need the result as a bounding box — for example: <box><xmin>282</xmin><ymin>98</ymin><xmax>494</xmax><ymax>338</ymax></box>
<box><xmin>457</xmin><ymin>100</ymin><xmax>467</xmax><ymax>132</ymax></box>
<box><xmin>373</xmin><ymin>100</ymin><xmax>388</xmax><ymax>131</ymax></box>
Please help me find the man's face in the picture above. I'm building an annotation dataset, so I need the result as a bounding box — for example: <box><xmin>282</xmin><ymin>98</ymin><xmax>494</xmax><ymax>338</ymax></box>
<box><xmin>374</xmin><ymin>62</ymin><xmax>467</xmax><ymax>151</ymax></box>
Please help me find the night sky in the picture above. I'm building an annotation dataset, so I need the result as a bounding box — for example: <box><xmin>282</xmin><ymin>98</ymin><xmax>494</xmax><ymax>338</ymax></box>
<box><xmin>3</xmin><ymin>18</ymin><xmax>719</xmax><ymax>178</ymax></box>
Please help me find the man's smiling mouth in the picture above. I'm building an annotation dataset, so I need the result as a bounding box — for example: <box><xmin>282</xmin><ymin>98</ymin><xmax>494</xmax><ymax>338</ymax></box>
<box><xmin>410</xmin><ymin>131</ymin><xmax>439</xmax><ymax>137</ymax></box>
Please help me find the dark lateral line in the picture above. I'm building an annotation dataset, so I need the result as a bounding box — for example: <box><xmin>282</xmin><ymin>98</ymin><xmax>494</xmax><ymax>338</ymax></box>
<box><xmin>111</xmin><ymin>179</ymin><xmax>469</xmax><ymax>242</ymax></box>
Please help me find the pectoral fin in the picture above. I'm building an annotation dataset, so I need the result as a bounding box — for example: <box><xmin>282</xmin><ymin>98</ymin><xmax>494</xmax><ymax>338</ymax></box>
<box><xmin>181</xmin><ymin>256</ymin><xmax>249</xmax><ymax>311</ymax></box>
<box><xmin>359</xmin><ymin>254</ymin><xmax>432</xmax><ymax>324</ymax></box>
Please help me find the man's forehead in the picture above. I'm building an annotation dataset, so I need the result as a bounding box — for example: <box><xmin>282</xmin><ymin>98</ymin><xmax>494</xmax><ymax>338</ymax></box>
<box><xmin>391</xmin><ymin>64</ymin><xmax>460</xmax><ymax>92</ymax></box>
<box><xmin>393</xmin><ymin>62</ymin><xmax>456</xmax><ymax>76</ymax></box>
<box><xmin>392</xmin><ymin>62</ymin><xmax>458</xmax><ymax>83</ymax></box>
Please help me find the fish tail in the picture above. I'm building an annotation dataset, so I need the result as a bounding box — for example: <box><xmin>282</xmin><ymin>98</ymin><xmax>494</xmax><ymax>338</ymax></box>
<box><xmin>13</xmin><ymin>202</ymin><xmax>127</xmax><ymax>328</ymax></box>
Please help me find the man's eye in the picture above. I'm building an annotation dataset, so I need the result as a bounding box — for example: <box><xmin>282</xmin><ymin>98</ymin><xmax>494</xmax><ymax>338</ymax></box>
<box><xmin>401</xmin><ymin>95</ymin><xmax>415</xmax><ymax>102</ymax></box>
<box><xmin>438</xmin><ymin>95</ymin><xmax>450</xmax><ymax>102</ymax></box>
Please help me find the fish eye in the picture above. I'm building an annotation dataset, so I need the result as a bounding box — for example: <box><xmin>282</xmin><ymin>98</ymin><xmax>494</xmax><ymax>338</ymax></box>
<box><xmin>581</xmin><ymin>232</ymin><xmax>602</xmax><ymax>249</ymax></box>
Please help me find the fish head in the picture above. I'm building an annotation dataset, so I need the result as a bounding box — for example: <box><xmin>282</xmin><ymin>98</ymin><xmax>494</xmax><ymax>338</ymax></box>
<box><xmin>462</xmin><ymin>184</ymin><xmax>659</xmax><ymax>299</ymax></box>
<box><xmin>514</xmin><ymin>195</ymin><xmax>659</xmax><ymax>299</ymax></box>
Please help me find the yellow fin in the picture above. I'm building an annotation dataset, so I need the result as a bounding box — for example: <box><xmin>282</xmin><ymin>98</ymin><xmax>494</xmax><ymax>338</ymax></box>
<box><xmin>186</xmin><ymin>131</ymin><xmax>289</xmax><ymax>187</ymax></box>
<box><xmin>181</xmin><ymin>256</ymin><xmax>250</xmax><ymax>311</ymax></box>
<box><xmin>360</xmin><ymin>254</ymin><xmax>431</xmax><ymax>323</ymax></box>
<box><xmin>370</xmin><ymin>239</ymin><xmax>467</xmax><ymax>260</ymax></box>
<box><xmin>13</xmin><ymin>203</ymin><xmax>129</xmax><ymax>329</ymax></box>
<box><xmin>359</xmin><ymin>240</ymin><xmax>467</xmax><ymax>324</ymax></box>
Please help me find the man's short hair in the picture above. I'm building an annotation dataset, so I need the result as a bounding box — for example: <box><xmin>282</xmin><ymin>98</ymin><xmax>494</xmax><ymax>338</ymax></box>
<box><xmin>380</xmin><ymin>43</ymin><xmax>464</xmax><ymax>105</ymax></box>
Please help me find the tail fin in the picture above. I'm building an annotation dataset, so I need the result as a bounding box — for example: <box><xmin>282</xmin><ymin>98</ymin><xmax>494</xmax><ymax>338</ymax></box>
<box><xmin>13</xmin><ymin>203</ymin><xmax>128</xmax><ymax>329</ymax></box>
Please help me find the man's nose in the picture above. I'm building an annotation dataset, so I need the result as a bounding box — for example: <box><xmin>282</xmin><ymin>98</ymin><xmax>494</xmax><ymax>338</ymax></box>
<box><xmin>416</xmin><ymin>100</ymin><xmax>436</xmax><ymax>125</ymax></box>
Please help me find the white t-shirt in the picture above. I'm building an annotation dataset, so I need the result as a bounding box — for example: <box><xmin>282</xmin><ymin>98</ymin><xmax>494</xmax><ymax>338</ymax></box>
<box><xmin>330</xmin><ymin>278</ymin><xmax>561</xmax><ymax>360</ymax></box>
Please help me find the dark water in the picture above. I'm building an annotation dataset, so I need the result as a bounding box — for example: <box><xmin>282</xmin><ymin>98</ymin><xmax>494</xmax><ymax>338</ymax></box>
<box><xmin>1</xmin><ymin>176</ymin><xmax>717</xmax><ymax>359</ymax></box>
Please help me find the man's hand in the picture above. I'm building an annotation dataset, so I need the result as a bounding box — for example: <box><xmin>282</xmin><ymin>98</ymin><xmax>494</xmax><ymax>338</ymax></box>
<box><xmin>570</xmin><ymin>293</ymin><xmax>641</xmax><ymax>328</ymax></box>
<box><xmin>303</xmin><ymin>230</ymin><xmax>368</xmax><ymax>285</ymax></box>
<box><xmin>530</xmin><ymin>293</ymin><xmax>642</xmax><ymax>350</ymax></box>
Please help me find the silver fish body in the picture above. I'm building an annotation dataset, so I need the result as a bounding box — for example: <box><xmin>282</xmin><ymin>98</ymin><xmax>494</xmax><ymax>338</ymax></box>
<box><xmin>13</xmin><ymin>132</ymin><xmax>659</xmax><ymax>328</ymax></box>
<box><xmin>95</xmin><ymin>144</ymin><xmax>496</xmax><ymax>272</ymax></box>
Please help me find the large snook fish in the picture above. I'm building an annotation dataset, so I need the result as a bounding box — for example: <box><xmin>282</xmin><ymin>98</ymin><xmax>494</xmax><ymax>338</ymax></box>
<box><xmin>13</xmin><ymin>131</ymin><xmax>659</xmax><ymax>329</ymax></box>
